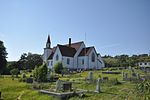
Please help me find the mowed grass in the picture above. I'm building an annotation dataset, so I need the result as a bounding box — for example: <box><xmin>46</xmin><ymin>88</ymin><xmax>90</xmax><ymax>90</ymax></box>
<box><xmin>0</xmin><ymin>76</ymin><xmax>56</xmax><ymax>100</ymax></box>
<box><xmin>0</xmin><ymin>68</ymin><xmax>149</xmax><ymax>100</ymax></box>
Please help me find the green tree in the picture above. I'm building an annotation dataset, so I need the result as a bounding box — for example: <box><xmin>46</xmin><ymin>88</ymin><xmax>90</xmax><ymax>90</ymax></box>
<box><xmin>33</xmin><ymin>64</ymin><xmax>48</xmax><ymax>82</ymax></box>
<box><xmin>54</xmin><ymin>62</ymin><xmax>63</xmax><ymax>74</ymax></box>
<box><xmin>0</xmin><ymin>40</ymin><xmax>8</xmax><ymax>74</ymax></box>
<box><xmin>10</xmin><ymin>52</ymin><xmax>43</xmax><ymax>70</ymax></box>
<box><xmin>10</xmin><ymin>68</ymin><xmax>19</xmax><ymax>77</ymax></box>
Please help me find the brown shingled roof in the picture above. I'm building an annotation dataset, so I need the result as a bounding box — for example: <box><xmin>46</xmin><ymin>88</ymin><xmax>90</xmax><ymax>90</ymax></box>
<box><xmin>58</xmin><ymin>44</ymin><xmax>76</xmax><ymax>57</ymax></box>
<box><xmin>79</xmin><ymin>47</ymin><xmax>94</xmax><ymax>56</ymax></box>
<box><xmin>65</xmin><ymin>41</ymin><xmax>83</xmax><ymax>50</ymax></box>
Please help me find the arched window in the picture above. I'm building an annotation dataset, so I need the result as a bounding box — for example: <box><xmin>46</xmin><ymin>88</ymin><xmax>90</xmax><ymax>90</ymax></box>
<box><xmin>92</xmin><ymin>53</ymin><xmax>95</xmax><ymax>62</ymax></box>
<box><xmin>56</xmin><ymin>54</ymin><xmax>59</xmax><ymax>61</ymax></box>
<box><xmin>67</xmin><ymin>58</ymin><xmax>70</xmax><ymax>65</ymax></box>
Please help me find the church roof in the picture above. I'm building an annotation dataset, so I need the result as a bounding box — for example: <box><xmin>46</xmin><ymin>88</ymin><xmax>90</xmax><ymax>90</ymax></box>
<box><xmin>65</xmin><ymin>41</ymin><xmax>83</xmax><ymax>50</ymax></box>
<box><xmin>58</xmin><ymin>44</ymin><xmax>76</xmax><ymax>57</ymax></box>
<box><xmin>79</xmin><ymin>47</ymin><xmax>94</xmax><ymax>56</ymax></box>
<box><xmin>48</xmin><ymin>53</ymin><xmax>54</xmax><ymax>60</ymax></box>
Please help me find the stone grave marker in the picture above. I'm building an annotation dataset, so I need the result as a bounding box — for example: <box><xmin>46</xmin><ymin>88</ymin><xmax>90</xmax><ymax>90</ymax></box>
<box><xmin>87</xmin><ymin>71</ymin><xmax>93</xmax><ymax>81</ymax></box>
<box><xmin>122</xmin><ymin>71</ymin><xmax>124</xmax><ymax>79</ymax></box>
<box><xmin>63</xmin><ymin>82</ymin><xmax>72</xmax><ymax>91</ymax></box>
<box><xmin>132</xmin><ymin>73</ymin><xmax>136</xmax><ymax>77</ymax></box>
<box><xmin>124</xmin><ymin>73</ymin><xmax>128</xmax><ymax>80</ymax></box>
<box><xmin>0</xmin><ymin>91</ymin><xmax>3</xmax><ymax>100</ymax></box>
<box><xmin>137</xmin><ymin>73</ymin><xmax>140</xmax><ymax>79</ymax></box>
<box><xmin>95</xmin><ymin>78</ymin><xmax>101</xmax><ymax>93</ymax></box>
<box><xmin>56</xmin><ymin>79</ymin><xmax>61</xmax><ymax>91</ymax></box>
<box><xmin>22</xmin><ymin>73</ymin><xmax>26</xmax><ymax>78</ymax></box>
<box><xmin>47</xmin><ymin>72</ymin><xmax>50</xmax><ymax>81</ymax></box>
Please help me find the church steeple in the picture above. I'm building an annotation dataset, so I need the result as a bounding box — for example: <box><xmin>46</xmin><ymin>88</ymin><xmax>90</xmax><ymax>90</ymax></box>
<box><xmin>46</xmin><ymin>35</ymin><xmax>51</xmax><ymax>48</ymax></box>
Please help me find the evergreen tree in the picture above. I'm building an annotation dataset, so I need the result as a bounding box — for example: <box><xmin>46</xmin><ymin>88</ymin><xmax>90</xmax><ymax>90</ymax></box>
<box><xmin>0</xmin><ymin>40</ymin><xmax>8</xmax><ymax>74</ymax></box>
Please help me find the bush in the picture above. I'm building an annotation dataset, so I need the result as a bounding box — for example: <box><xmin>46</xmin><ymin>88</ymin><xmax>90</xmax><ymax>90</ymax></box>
<box><xmin>54</xmin><ymin>62</ymin><xmax>63</xmax><ymax>74</ymax></box>
<box><xmin>33</xmin><ymin>64</ymin><xmax>48</xmax><ymax>82</ymax></box>
<box><xmin>10</xmin><ymin>68</ymin><xmax>19</xmax><ymax>77</ymax></box>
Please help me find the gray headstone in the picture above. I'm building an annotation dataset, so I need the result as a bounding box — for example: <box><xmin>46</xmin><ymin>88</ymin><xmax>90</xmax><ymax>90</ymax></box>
<box><xmin>95</xmin><ymin>78</ymin><xmax>101</xmax><ymax>93</ymax></box>
<box><xmin>47</xmin><ymin>73</ymin><xmax>50</xmax><ymax>80</ymax></box>
<box><xmin>137</xmin><ymin>73</ymin><xmax>140</xmax><ymax>79</ymax></box>
<box><xmin>122</xmin><ymin>71</ymin><xmax>124</xmax><ymax>78</ymax></box>
<box><xmin>124</xmin><ymin>73</ymin><xmax>128</xmax><ymax>79</ymax></box>
<box><xmin>56</xmin><ymin>80</ymin><xmax>61</xmax><ymax>91</ymax></box>
<box><xmin>129</xmin><ymin>66</ymin><xmax>132</xmax><ymax>70</ymax></box>
<box><xmin>87</xmin><ymin>71</ymin><xmax>93</xmax><ymax>81</ymax></box>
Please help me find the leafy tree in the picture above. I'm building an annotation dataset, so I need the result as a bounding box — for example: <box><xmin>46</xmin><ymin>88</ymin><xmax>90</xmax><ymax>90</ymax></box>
<box><xmin>33</xmin><ymin>64</ymin><xmax>48</xmax><ymax>82</ymax></box>
<box><xmin>9</xmin><ymin>53</ymin><xmax>43</xmax><ymax>70</ymax></box>
<box><xmin>10</xmin><ymin>68</ymin><xmax>19</xmax><ymax>77</ymax></box>
<box><xmin>0</xmin><ymin>40</ymin><xmax>8</xmax><ymax>74</ymax></box>
<box><xmin>54</xmin><ymin>62</ymin><xmax>63</xmax><ymax>74</ymax></box>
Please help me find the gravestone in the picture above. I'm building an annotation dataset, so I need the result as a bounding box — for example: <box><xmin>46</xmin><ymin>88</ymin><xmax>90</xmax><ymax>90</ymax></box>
<box><xmin>129</xmin><ymin>66</ymin><xmax>132</xmax><ymax>70</ymax></box>
<box><xmin>22</xmin><ymin>73</ymin><xmax>26</xmax><ymax>78</ymax></box>
<box><xmin>103</xmin><ymin>77</ymin><xmax>108</xmax><ymax>81</ymax></box>
<box><xmin>63</xmin><ymin>82</ymin><xmax>72</xmax><ymax>91</ymax></box>
<box><xmin>122</xmin><ymin>71</ymin><xmax>125</xmax><ymax>80</ymax></box>
<box><xmin>132</xmin><ymin>73</ymin><xmax>136</xmax><ymax>77</ymax></box>
<box><xmin>56</xmin><ymin>80</ymin><xmax>61</xmax><ymax>91</ymax></box>
<box><xmin>0</xmin><ymin>91</ymin><xmax>3</xmax><ymax>100</ymax></box>
<box><xmin>95</xmin><ymin>78</ymin><xmax>101</xmax><ymax>93</ymax></box>
<box><xmin>137</xmin><ymin>73</ymin><xmax>140</xmax><ymax>79</ymax></box>
<box><xmin>87</xmin><ymin>71</ymin><xmax>93</xmax><ymax>81</ymax></box>
<box><xmin>26</xmin><ymin>78</ymin><xmax>33</xmax><ymax>83</ymax></box>
<box><xmin>124</xmin><ymin>73</ymin><xmax>128</xmax><ymax>79</ymax></box>
<box><xmin>47</xmin><ymin>72</ymin><xmax>50</xmax><ymax>81</ymax></box>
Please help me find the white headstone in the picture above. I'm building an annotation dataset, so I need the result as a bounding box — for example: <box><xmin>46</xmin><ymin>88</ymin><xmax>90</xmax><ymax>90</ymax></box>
<box><xmin>95</xmin><ymin>78</ymin><xmax>101</xmax><ymax>93</ymax></box>
<box><xmin>56</xmin><ymin>80</ymin><xmax>61</xmax><ymax>91</ymax></box>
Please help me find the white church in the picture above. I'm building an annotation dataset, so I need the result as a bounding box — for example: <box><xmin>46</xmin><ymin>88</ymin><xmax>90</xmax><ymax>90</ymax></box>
<box><xmin>43</xmin><ymin>35</ymin><xmax>104</xmax><ymax>70</ymax></box>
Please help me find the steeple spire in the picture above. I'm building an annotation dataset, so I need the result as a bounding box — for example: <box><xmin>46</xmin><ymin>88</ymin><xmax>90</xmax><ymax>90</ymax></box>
<box><xmin>47</xmin><ymin>35</ymin><xmax>51</xmax><ymax>43</ymax></box>
<box><xmin>46</xmin><ymin>35</ymin><xmax>51</xmax><ymax>48</ymax></box>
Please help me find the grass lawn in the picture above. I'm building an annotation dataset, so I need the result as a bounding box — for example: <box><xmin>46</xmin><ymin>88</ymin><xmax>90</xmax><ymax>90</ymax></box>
<box><xmin>0</xmin><ymin>76</ymin><xmax>56</xmax><ymax>100</ymax></box>
<box><xmin>0</xmin><ymin>68</ymin><xmax>149</xmax><ymax>100</ymax></box>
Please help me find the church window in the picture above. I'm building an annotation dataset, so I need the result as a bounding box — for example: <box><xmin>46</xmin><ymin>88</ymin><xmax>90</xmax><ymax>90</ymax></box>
<box><xmin>92</xmin><ymin>53</ymin><xmax>95</xmax><ymax>62</ymax></box>
<box><xmin>51</xmin><ymin>61</ymin><xmax>53</xmax><ymax>66</ymax></box>
<box><xmin>67</xmin><ymin>58</ymin><xmax>70</xmax><ymax>65</ymax></box>
<box><xmin>56</xmin><ymin>54</ymin><xmax>59</xmax><ymax>61</ymax></box>
<box><xmin>82</xmin><ymin>59</ymin><xmax>84</xmax><ymax>65</ymax></box>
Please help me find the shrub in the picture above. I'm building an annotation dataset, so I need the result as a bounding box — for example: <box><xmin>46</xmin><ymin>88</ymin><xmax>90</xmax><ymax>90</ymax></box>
<box><xmin>54</xmin><ymin>62</ymin><xmax>63</xmax><ymax>74</ymax></box>
<box><xmin>33</xmin><ymin>64</ymin><xmax>48</xmax><ymax>82</ymax></box>
<box><xmin>10</xmin><ymin>68</ymin><xmax>19</xmax><ymax>77</ymax></box>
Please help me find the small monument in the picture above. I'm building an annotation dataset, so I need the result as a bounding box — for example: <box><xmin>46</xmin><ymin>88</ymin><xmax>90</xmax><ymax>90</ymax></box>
<box><xmin>47</xmin><ymin>72</ymin><xmax>50</xmax><ymax>81</ymax></box>
<box><xmin>122</xmin><ymin>71</ymin><xmax>124</xmax><ymax>79</ymax></box>
<box><xmin>124</xmin><ymin>73</ymin><xmax>128</xmax><ymax>80</ymax></box>
<box><xmin>56</xmin><ymin>79</ymin><xmax>61</xmax><ymax>91</ymax></box>
<box><xmin>0</xmin><ymin>91</ymin><xmax>3</xmax><ymax>100</ymax></box>
<box><xmin>87</xmin><ymin>71</ymin><xmax>93</xmax><ymax>81</ymax></box>
<box><xmin>95</xmin><ymin>78</ymin><xmax>101</xmax><ymax>93</ymax></box>
<box><xmin>137</xmin><ymin>73</ymin><xmax>140</xmax><ymax>79</ymax></box>
<box><xmin>129</xmin><ymin>66</ymin><xmax>132</xmax><ymax>70</ymax></box>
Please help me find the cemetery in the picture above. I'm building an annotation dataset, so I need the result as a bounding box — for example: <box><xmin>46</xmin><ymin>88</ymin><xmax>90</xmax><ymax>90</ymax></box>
<box><xmin>0</xmin><ymin>66</ymin><xmax>150</xmax><ymax>100</ymax></box>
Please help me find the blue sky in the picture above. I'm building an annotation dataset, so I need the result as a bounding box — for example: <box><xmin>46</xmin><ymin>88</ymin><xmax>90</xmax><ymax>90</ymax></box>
<box><xmin>0</xmin><ymin>0</ymin><xmax>150</xmax><ymax>61</ymax></box>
